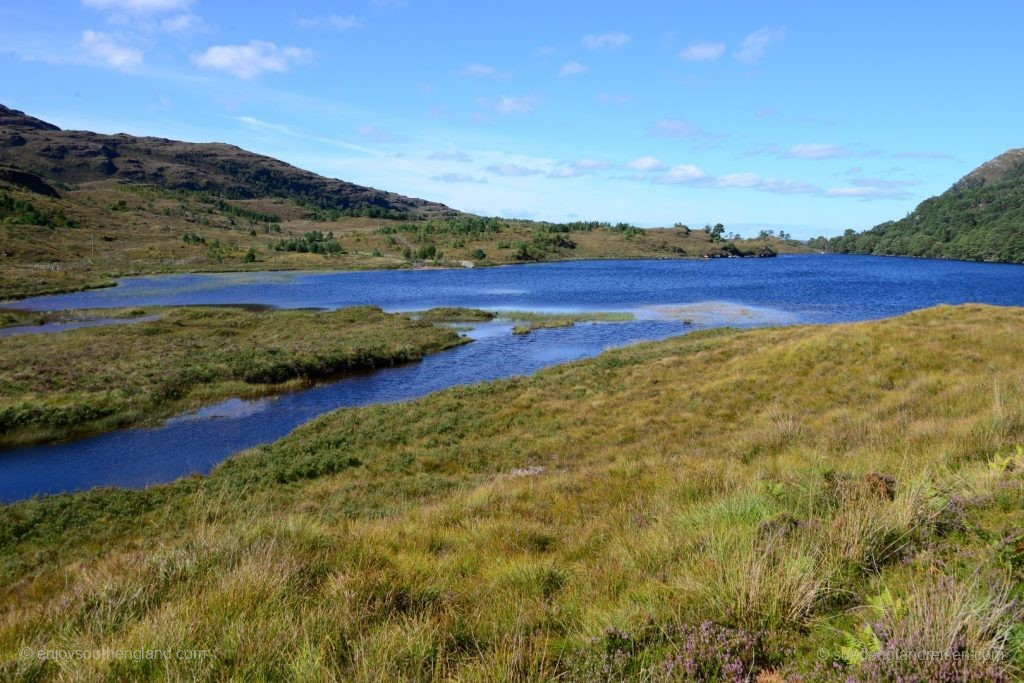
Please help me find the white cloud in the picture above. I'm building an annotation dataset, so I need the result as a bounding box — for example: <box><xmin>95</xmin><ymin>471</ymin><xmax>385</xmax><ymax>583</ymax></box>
<box><xmin>83</xmin><ymin>0</ymin><xmax>191</xmax><ymax>12</ymax></box>
<box><xmin>559</xmin><ymin>61</ymin><xmax>589</xmax><ymax>76</ymax></box>
<box><xmin>654</xmin><ymin>164</ymin><xmax>707</xmax><ymax>184</ymax></box>
<box><xmin>432</xmin><ymin>173</ymin><xmax>487</xmax><ymax>184</ymax></box>
<box><xmin>460</xmin><ymin>63</ymin><xmax>498</xmax><ymax>77</ymax></box>
<box><xmin>297</xmin><ymin>15</ymin><xmax>363</xmax><ymax>30</ymax></box>
<box><xmin>785</xmin><ymin>143</ymin><xmax>851</xmax><ymax>160</ymax></box>
<box><xmin>624</xmin><ymin>156</ymin><xmax>668</xmax><ymax>172</ymax></box>
<box><xmin>192</xmin><ymin>41</ymin><xmax>312</xmax><ymax>79</ymax></box>
<box><xmin>486</xmin><ymin>163</ymin><xmax>543</xmax><ymax>177</ymax></box>
<box><xmin>735</xmin><ymin>26</ymin><xmax>786</xmax><ymax>64</ymax></box>
<box><xmin>679</xmin><ymin>42</ymin><xmax>725</xmax><ymax>62</ymax></box>
<box><xmin>582</xmin><ymin>31</ymin><xmax>630</xmax><ymax>50</ymax></box>
<box><xmin>428</xmin><ymin>151</ymin><xmax>473</xmax><ymax>162</ymax></box>
<box><xmin>80</xmin><ymin>30</ymin><xmax>143</xmax><ymax>69</ymax></box>
<box><xmin>649</xmin><ymin>118</ymin><xmax>711</xmax><ymax>139</ymax></box>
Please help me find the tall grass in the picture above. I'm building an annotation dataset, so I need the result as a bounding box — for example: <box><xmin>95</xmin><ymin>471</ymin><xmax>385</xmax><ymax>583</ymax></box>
<box><xmin>2</xmin><ymin>304</ymin><xmax>1024</xmax><ymax>679</ymax></box>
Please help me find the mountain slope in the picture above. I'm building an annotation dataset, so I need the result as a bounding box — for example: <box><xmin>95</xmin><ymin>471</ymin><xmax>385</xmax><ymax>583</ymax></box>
<box><xmin>823</xmin><ymin>148</ymin><xmax>1024</xmax><ymax>262</ymax></box>
<box><xmin>0</xmin><ymin>104</ymin><xmax>450</xmax><ymax>215</ymax></box>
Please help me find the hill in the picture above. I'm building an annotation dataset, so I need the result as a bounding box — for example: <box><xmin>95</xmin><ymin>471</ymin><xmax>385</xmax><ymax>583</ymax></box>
<box><xmin>820</xmin><ymin>148</ymin><xmax>1024</xmax><ymax>262</ymax></box>
<box><xmin>2</xmin><ymin>304</ymin><xmax>1022</xmax><ymax>679</ymax></box>
<box><xmin>0</xmin><ymin>104</ymin><xmax>450</xmax><ymax>215</ymax></box>
<box><xmin>0</xmin><ymin>104</ymin><xmax>805</xmax><ymax>301</ymax></box>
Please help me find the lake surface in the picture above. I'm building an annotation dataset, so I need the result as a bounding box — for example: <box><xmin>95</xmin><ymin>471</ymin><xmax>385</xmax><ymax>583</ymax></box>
<box><xmin>4</xmin><ymin>254</ymin><xmax>1024</xmax><ymax>502</ymax></box>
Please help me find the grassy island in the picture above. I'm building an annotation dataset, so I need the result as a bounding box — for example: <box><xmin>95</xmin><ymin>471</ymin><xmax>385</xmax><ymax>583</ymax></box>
<box><xmin>0</xmin><ymin>306</ymin><xmax>464</xmax><ymax>446</ymax></box>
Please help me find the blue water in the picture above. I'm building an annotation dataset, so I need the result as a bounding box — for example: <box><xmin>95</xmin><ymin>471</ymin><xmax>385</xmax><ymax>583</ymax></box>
<box><xmin>3</xmin><ymin>254</ymin><xmax>1024</xmax><ymax>502</ymax></box>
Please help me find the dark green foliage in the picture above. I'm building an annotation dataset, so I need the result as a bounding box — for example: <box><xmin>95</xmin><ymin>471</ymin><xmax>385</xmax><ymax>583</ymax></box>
<box><xmin>181</xmin><ymin>231</ymin><xmax>205</xmax><ymax>245</ymax></box>
<box><xmin>823</xmin><ymin>159</ymin><xmax>1024</xmax><ymax>262</ymax></box>
<box><xmin>274</xmin><ymin>230</ymin><xmax>344</xmax><ymax>255</ymax></box>
<box><xmin>512</xmin><ymin>232</ymin><xmax>577</xmax><ymax>261</ymax></box>
<box><xmin>212</xmin><ymin>198</ymin><xmax>279</xmax><ymax>223</ymax></box>
<box><xmin>0</xmin><ymin>190</ymin><xmax>75</xmax><ymax>227</ymax></box>
<box><xmin>471</xmin><ymin>248</ymin><xmax>486</xmax><ymax>260</ymax></box>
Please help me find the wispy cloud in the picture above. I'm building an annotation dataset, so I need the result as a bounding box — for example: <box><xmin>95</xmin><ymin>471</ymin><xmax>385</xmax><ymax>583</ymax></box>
<box><xmin>559</xmin><ymin>61</ymin><xmax>589</xmax><ymax>76</ymax></box>
<box><xmin>747</xmin><ymin>143</ymin><xmax>855</xmax><ymax>160</ymax></box>
<box><xmin>460</xmin><ymin>63</ymin><xmax>498</xmax><ymax>77</ymax></box>
<box><xmin>160</xmin><ymin>13</ymin><xmax>202</xmax><ymax>32</ymax></box>
<box><xmin>582</xmin><ymin>31</ymin><xmax>630</xmax><ymax>50</ymax></box>
<box><xmin>432</xmin><ymin>172</ymin><xmax>487</xmax><ymax>184</ymax></box>
<box><xmin>649</xmin><ymin>118</ymin><xmax>714</xmax><ymax>139</ymax></box>
<box><xmin>734</xmin><ymin>26</ymin><xmax>786</xmax><ymax>64</ymax></box>
<box><xmin>83</xmin><ymin>0</ymin><xmax>192</xmax><ymax>12</ymax></box>
<box><xmin>549</xmin><ymin>159</ymin><xmax>612</xmax><ymax>177</ymax></box>
<box><xmin>486</xmin><ymin>163</ymin><xmax>543</xmax><ymax>177</ymax></box>
<box><xmin>479</xmin><ymin>94</ymin><xmax>542</xmax><ymax>115</ymax></box>
<box><xmin>679</xmin><ymin>41</ymin><xmax>725</xmax><ymax>62</ymax></box>
<box><xmin>356</xmin><ymin>125</ymin><xmax>400</xmax><ymax>143</ymax></box>
<box><xmin>653</xmin><ymin>164</ymin><xmax>707</xmax><ymax>184</ymax></box>
<box><xmin>624</xmin><ymin>156</ymin><xmax>668</xmax><ymax>172</ymax></box>
<box><xmin>893</xmin><ymin>150</ymin><xmax>955</xmax><ymax>160</ymax></box>
<box><xmin>80</xmin><ymin>30</ymin><xmax>142</xmax><ymax>69</ymax></box>
<box><xmin>192</xmin><ymin>41</ymin><xmax>311</xmax><ymax>79</ymax></box>
<box><xmin>428</xmin><ymin>151</ymin><xmax>473</xmax><ymax>162</ymax></box>
<box><xmin>296</xmin><ymin>15</ymin><xmax>362</xmax><ymax>30</ymax></box>
<box><xmin>785</xmin><ymin>143</ymin><xmax>852</xmax><ymax>160</ymax></box>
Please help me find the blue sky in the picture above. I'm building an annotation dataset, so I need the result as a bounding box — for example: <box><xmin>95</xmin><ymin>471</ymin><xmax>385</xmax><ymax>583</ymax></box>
<box><xmin>1</xmin><ymin>1</ymin><xmax>1022</xmax><ymax>237</ymax></box>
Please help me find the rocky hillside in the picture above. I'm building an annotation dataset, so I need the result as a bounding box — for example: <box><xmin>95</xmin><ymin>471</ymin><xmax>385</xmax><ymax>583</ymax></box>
<box><xmin>0</xmin><ymin>104</ymin><xmax>450</xmax><ymax>215</ymax></box>
<box><xmin>821</xmin><ymin>148</ymin><xmax>1024</xmax><ymax>262</ymax></box>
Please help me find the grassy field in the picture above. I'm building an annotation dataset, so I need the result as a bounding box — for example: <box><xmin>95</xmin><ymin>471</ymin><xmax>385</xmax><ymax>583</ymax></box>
<box><xmin>0</xmin><ymin>306</ymin><xmax>464</xmax><ymax>446</ymax></box>
<box><xmin>2</xmin><ymin>304</ymin><xmax>1023</xmax><ymax>680</ymax></box>
<box><xmin>0</xmin><ymin>181</ymin><xmax>808</xmax><ymax>301</ymax></box>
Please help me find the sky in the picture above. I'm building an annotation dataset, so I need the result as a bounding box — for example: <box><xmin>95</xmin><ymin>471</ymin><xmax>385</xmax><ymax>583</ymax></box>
<box><xmin>1</xmin><ymin>1</ymin><xmax>1022</xmax><ymax>238</ymax></box>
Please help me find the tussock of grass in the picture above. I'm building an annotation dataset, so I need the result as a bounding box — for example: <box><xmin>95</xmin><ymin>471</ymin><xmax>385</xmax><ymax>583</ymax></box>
<box><xmin>0</xmin><ymin>306</ymin><xmax>464</xmax><ymax>445</ymax></box>
<box><xmin>502</xmin><ymin>310</ymin><xmax>634</xmax><ymax>334</ymax></box>
<box><xmin>2</xmin><ymin>304</ymin><xmax>1024</xmax><ymax>679</ymax></box>
<box><xmin>415</xmin><ymin>307</ymin><xmax>496</xmax><ymax>323</ymax></box>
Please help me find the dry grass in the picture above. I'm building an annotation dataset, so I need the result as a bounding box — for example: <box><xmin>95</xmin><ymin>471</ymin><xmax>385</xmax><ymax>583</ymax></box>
<box><xmin>1</xmin><ymin>304</ymin><xmax>1023</xmax><ymax>679</ymax></box>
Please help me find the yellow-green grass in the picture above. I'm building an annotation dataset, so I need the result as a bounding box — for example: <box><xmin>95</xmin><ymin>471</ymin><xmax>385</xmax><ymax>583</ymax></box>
<box><xmin>0</xmin><ymin>181</ymin><xmax>808</xmax><ymax>301</ymax></box>
<box><xmin>415</xmin><ymin>307</ymin><xmax>497</xmax><ymax>323</ymax></box>
<box><xmin>0</xmin><ymin>306</ymin><xmax>464</xmax><ymax>446</ymax></box>
<box><xmin>503</xmin><ymin>310</ymin><xmax>635</xmax><ymax>335</ymax></box>
<box><xmin>3</xmin><ymin>304</ymin><xmax>1023</xmax><ymax>680</ymax></box>
<box><xmin>0</xmin><ymin>306</ymin><xmax>150</xmax><ymax>329</ymax></box>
